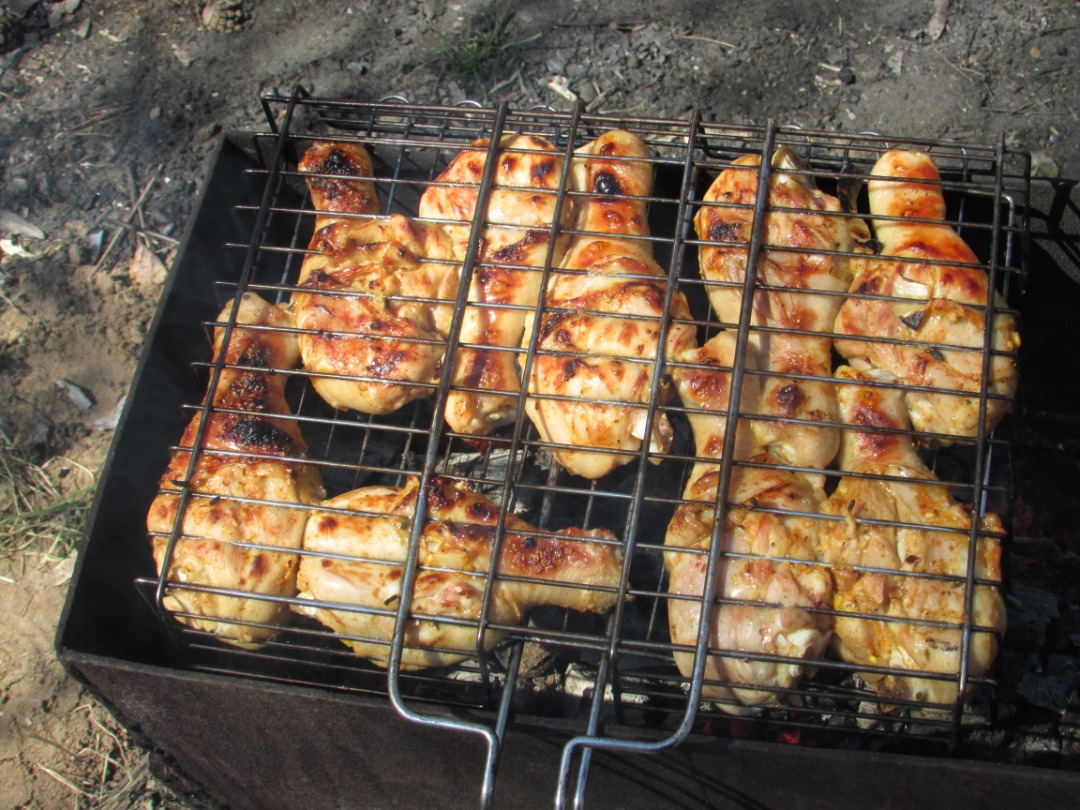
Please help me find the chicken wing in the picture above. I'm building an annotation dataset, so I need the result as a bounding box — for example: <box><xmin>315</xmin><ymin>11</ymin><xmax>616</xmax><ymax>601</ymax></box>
<box><xmin>146</xmin><ymin>292</ymin><xmax>325</xmax><ymax>648</ymax></box>
<box><xmin>294</xmin><ymin>476</ymin><xmax>624</xmax><ymax>670</ymax></box>
<box><xmin>695</xmin><ymin>147</ymin><xmax>871</xmax><ymax>469</ymax></box>
<box><xmin>418</xmin><ymin>134</ymin><xmax>573</xmax><ymax>436</ymax></box>
<box><xmin>292</xmin><ymin>141</ymin><xmax>458</xmax><ymax>415</ymax></box>
<box><xmin>833</xmin><ymin>149</ymin><xmax>1020</xmax><ymax>440</ymax></box>
<box><xmin>817</xmin><ymin>363</ymin><xmax>1006</xmax><ymax>706</ymax></box>
<box><xmin>665</xmin><ymin>331</ymin><xmax>832</xmax><ymax>712</ymax></box>
<box><xmin>522</xmin><ymin>130</ymin><xmax>697</xmax><ymax>479</ymax></box>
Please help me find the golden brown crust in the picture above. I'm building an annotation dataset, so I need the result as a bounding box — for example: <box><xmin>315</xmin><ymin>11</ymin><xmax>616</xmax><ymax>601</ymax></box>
<box><xmin>695</xmin><ymin>148</ymin><xmax>870</xmax><ymax>470</ymax></box>
<box><xmin>523</xmin><ymin>130</ymin><xmax>697</xmax><ymax>479</ymax></box>
<box><xmin>817</xmin><ymin>364</ymin><xmax>1006</xmax><ymax>705</ymax></box>
<box><xmin>832</xmin><ymin>149</ymin><xmax>1019</xmax><ymax>441</ymax></box>
<box><xmin>148</xmin><ymin>293</ymin><xmax>325</xmax><ymax>648</ymax></box>
<box><xmin>294</xmin><ymin>476</ymin><xmax>623</xmax><ymax>669</ymax></box>
<box><xmin>298</xmin><ymin>141</ymin><xmax>379</xmax><ymax>222</ymax></box>
<box><xmin>293</xmin><ymin>141</ymin><xmax>458</xmax><ymax>415</ymax></box>
<box><xmin>419</xmin><ymin>133</ymin><xmax>573</xmax><ymax>436</ymax></box>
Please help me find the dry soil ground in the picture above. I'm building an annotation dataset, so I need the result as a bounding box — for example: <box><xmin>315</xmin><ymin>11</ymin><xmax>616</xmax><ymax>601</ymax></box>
<box><xmin>1</xmin><ymin>1</ymin><xmax>1079</xmax><ymax>807</ymax></box>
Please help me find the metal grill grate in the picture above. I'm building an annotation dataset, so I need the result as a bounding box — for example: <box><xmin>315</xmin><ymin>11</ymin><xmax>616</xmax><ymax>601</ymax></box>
<box><xmin>136</xmin><ymin>88</ymin><xmax>1029</xmax><ymax>808</ymax></box>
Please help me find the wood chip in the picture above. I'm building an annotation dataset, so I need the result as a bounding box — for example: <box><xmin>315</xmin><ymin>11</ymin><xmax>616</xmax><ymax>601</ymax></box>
<box><xmin>0</xmin><ymin>238</ymin><xmax>40</xmax><ymax>258</ymax></box>
<box><xmin>546</xmin><ymin>76</ymin><xmax>577</xmax><ymax>102</ymax></box>
<box><xmin>128</xmin><ymin>242</ymin><xmax>167</xmax><ymax>287</ymax></box>
<box><xmin>55</xmin><ymin>379</ymin><xmax>95</xmax><ymax>412</ymax></box>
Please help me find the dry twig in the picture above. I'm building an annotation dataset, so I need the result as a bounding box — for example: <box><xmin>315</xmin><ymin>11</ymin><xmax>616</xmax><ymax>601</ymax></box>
<box><xmin>95</xmin><ymin>163</ymin><xmax>163</xmax><ymax>271</ymax></box>
<box><xmin>674</xmin><ymin>33</ymin><xmax>738</xmax><ymax>49</ymax></box>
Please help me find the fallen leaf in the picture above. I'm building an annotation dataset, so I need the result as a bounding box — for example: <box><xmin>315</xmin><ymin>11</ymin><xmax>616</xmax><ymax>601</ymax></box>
<box><xmin>90</xmin><ymin>394</ymin><xmax>127</xmax><ymax>431</ymax></box>
<box><xmin>171</xmin><ymin>42</ymin><xmax>194</xmax><ymax>67</ymax></box>
<box><xmin>927</xmin><ymin>0</ymin><xmax>948</xmax><ymax>41</ymax></box>
<box><xmin>128</xmin><ymin>242</ymin><xmax>167</xmax><ymax>286</ymax></box>
<box><xmin>49</xmin><ymin>554</ymin><xmax>77</xmax><ymax>587</ymax></box>
<box><xmin>0</xmin><ymin>209</ymin><xmax>45</xmax><ymax>239</ymax></box>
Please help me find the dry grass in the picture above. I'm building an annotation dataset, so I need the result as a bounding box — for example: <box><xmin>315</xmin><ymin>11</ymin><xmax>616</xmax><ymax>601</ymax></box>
<box><xmin>0</xmin><ymin>430</ymin><xmax>213</xmax><ymax>809</ymax></box>
<box><xmin>27</xmin><ymin>703</ymin><xmax>143</xmax><ymax>808</ymax></box>
<box><xmin>24</xmin><ymin>700</ymin><xmax>211</xmax><ymax>810</ymax></box>
<box><xmin>0</xmin><ymin>428</ymin><xmax>95</xmax><ymax>564</ymax></box>
<box><xmin>437</xmin><ymin>3</ymin><xmax>540</xmax><ymax>93</ymax></box>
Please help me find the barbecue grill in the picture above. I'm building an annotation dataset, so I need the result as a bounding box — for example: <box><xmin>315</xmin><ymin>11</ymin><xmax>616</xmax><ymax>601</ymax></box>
<box><xmin>57</xmin><ymin>89</ymin><xmax>1080</xmax><ymax>808</ymax></box>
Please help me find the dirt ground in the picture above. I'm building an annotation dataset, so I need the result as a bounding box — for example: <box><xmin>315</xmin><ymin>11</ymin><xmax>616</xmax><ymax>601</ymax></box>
<box><xmin>1</xmin><ymin>1</ymin><xmax>1078</xmax><ymax>807</ymax></box>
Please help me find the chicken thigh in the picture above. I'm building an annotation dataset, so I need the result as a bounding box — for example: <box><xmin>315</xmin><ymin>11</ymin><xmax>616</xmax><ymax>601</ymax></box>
<box><xmin>418</xmin><ymin>134</ymin><xmax>573</xmax><ymax>436</ymax></box>
<box><xmin>295</xmin><ymin>476</ymin><xmax>624</xmax><ymax>670</ymax></box>
<box><xmin>665</xmin><ymin>331</ymin><xmax>832</xmax><ymax>712</ymax></box>
<box><xmin>147</xmin><ymin>292</ymin><xmax>326</xmax><ymax>648</ymax></box>
<box><xmin>695</xmin><ymin>147</ymin><xmax>871</xmax><ymax>469</ymax></box>
<box><xmin>292</xmin><ymin>141</ymin><xmax>458</xmax><ymax>415</ymax></box>
<box><xmin>818</xmin><ymin>363</ymin><xmax>1006</xmax><ymax>706</ymax></box>
<box><xmin>833</xmin><ymin>150</ymin><xmax>1020</xmax><ymax>440</ymax></box>
<box><xmin>523</xmin><ymin>130</ymin><xmax>696</xmax><ymax>479</ymax></box>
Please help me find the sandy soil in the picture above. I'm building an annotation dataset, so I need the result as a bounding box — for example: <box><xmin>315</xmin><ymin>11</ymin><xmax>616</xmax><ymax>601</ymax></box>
<box><xmin>1</xmin><ymin>1</ymin><xmax>1078</xmax><ymax>807</ymax></box>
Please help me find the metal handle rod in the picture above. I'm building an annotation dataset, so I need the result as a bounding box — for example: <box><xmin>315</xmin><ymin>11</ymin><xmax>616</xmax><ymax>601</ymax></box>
<box><xmin>555</xmin><ymin>120</ymin><xmax>782</xmax><ymax>810</ymax></box>
<box><xmin>951</xmin><ymin>131</ymin><xmax>1016</xmax><ymax>745</ymax></box>
<box><xmin>383</xmin><ymin>101</ymin><xmax>513</xmax><ymax>810</ymax></box>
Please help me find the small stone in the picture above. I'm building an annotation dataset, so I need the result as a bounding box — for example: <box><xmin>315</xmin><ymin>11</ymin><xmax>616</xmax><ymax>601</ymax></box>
<box><xmin>566</xmin><ymin>63</ymin><xmax>588</xmax><ymax>81</ymax></box>
<box><xmin>149</xmin><ymin>106</ymin><xmax>162</xmax><ymax>119</ymax></box>
<box><xmin>1031</xmin><ymin>151</ymin><xmax>1060</xmax><ymax>179</ymax></box>
<box><xmin>67</xmin><ymin>244</ymin><xmax>87</xmax><ymax>265</ymax></box>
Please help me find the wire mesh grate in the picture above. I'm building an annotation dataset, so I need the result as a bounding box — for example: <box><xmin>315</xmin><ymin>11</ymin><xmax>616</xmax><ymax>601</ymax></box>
<box><xmin>135</xmin><ymin>88</ymin><xmax>1028</xmax><ymax>807</ymax></box>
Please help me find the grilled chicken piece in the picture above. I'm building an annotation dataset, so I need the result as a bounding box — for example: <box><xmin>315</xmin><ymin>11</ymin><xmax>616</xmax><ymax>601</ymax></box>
<box><xmin>147</xmin><ymin>293</ymin><xmax>325</xmax><ymax>648</ymax></box>
<box><xmin>833</xmin><ymin>150</ymin><xmax>1020</xmax><ymax>440</ymax></box>
<box><xmin>695</xmin><ymin>148</ymin><xmax>871</xmax><ymax>469</ymax></box>
<box><xmin>301</xmin><ymin>141</ymin><xmax>380</xmax><ymax>226</ymax></box>
<box><xmin>292</xmin><ymin>141</ymin><xmax>458</xmax><ymax>415</ymax></box>
<box><xmin>418</xmin><ymin>134</ymin><xmax>573</xmax><ymax>436</ymax></box>
<box><xmin>294</xmin><ymin>476</ymin><xmax>623</xmax><ymax>670</ymax></box>
<box><xmin>818</xmin><ymin>364</ymin><xmax>1006</xmax><ymax>706</ymax></box>
<box><xmin>522</xmin><ymin>130</ymin><xmax>697</xmax><ymax>479</ymax></box>
<box><xmin>665</xmin><ymin>332</ymin><xmax>832</xmax><ymax>712</ymax></box>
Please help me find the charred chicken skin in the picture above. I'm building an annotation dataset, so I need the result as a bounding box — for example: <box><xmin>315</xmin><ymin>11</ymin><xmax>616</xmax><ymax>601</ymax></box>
<box><xmin>833</xmin><ymin>150</ymin><xmax>1020</xmax><ymax>440</ymax></box>
<box><xmin>147</xmin><ymin>293</ymin><xmax>326</xmax><ymax>648</ymax></box>
<box><xmin>695</xmin><ymin>147</ymin><xmax>871</xmax><ymax>470</ymax></box>
<box><xmin>418</xmin><ymin>134</ymin><xmax>574</xmax><ymax>437</ymax></box>
<box><xmin>665</xmin><ymin>331</ymin><xmax>832</xmax><ymax>712</ymax></box>
<box><xmin>817</xmin><ymin>363</ymin><xmax>1006</xmax><ymax>706</ymax></box>
<box><xmin>523</xmin><ymin>130</ymin><xmax>696</xmax><ymax>479</ymax></box>
<box><xmin>294</xmin><ymin>476</ymin><xmax>623</xmax><ymax>670</ymax></box>
<box><xmin>292</xmin><ymin>141</ymin><xmax>458</xmax><ymax>415</ymax></box>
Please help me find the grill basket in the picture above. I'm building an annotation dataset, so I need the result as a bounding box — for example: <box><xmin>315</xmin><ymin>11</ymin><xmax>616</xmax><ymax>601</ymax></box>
<box><xmin>60</xmin><ymin>89</ymin><xmax>1053</xmax><ymax>809</ymax></box>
